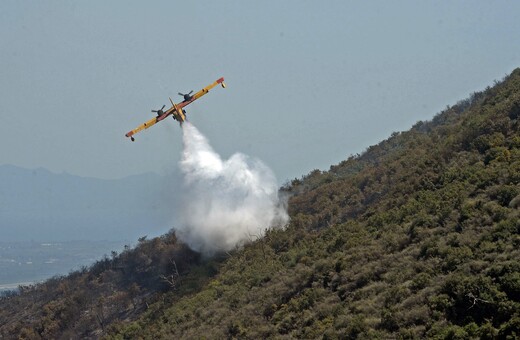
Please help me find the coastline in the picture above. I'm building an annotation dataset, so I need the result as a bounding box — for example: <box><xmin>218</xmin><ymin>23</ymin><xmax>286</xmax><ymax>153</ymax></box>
<box><xmin>0</xmin><ymin>281</ymin><xmax>36</xmax><ymax>293</ymax></box>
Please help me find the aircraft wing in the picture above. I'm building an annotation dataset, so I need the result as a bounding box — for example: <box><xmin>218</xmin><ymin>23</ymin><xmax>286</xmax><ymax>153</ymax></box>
<box><xmin>124</xmin><ymin>77</ymin><xmax>225</xmax><ymax>141</ymax></box>
<box><xmin>125</xmin><ymin>116</ymin><xmax>161</xmax><ymax>140</ymax></box>
<box><xmin>178</xmin><ymin>77</ymin><xmax>226</xmax><ymax>108</ymax></box>
<box><xmin>125</xmin><ymin>108</ymin><xmax>176</xmax><ymax>140</ymax></box>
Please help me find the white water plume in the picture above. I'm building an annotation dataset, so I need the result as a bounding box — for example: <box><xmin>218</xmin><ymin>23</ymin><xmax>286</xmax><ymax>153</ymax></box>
<box><xmin>175</xmin><ymin>122</ymin><xmax>289</xmax><ymax>255</ymax></box>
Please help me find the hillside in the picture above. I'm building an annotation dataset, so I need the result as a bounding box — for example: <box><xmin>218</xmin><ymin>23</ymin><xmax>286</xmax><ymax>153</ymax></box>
<box><xmin>1</xmin><ymin>68</ymin><xmax>520</xmax><ymax>339</ymax></box>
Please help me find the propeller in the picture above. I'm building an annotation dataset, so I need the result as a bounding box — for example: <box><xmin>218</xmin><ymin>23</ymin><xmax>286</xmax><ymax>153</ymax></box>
<box><xmin>178</xmin><ymin>90</ymin><xmax>194</xmax><ymax>101</ymax></box>
<box><xmin>151</xmin><ymin>105</ymin><xmax>166</xmax><ymax>116</ymax></box>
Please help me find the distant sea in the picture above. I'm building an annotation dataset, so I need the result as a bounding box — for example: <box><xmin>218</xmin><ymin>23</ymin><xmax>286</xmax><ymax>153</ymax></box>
<box><xmin>0</xmin><ymin>240</ymin><xmax>128</xmax><ymax>293</ymax></box>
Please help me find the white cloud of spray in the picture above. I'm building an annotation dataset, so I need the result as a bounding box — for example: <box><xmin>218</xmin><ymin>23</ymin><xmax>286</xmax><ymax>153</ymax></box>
<box><xmin>175</xmin><ymin>122</ymin><xmax>289</xmax><ymax>255</ymax></box>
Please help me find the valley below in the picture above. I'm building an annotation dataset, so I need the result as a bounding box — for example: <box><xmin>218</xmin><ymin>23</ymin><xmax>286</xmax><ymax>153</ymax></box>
<box><xmin>0</xmin><ymin>240</ymin><xmax>126</xmax><ymax>293</ymax></box>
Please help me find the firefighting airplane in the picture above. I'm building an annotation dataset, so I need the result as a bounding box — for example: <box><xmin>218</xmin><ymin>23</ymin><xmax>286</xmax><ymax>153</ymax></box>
<box><xmin>125</xmin><ymin>77</ymin><xmax>226</xmax><ymax>141</ymax></box>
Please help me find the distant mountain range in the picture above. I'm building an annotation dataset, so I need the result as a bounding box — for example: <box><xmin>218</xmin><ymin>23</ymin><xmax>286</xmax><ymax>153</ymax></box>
<box><xmin>0</xmin><ymin>165</ymin><xmax>181</xmax><ymax>241</ymax></box>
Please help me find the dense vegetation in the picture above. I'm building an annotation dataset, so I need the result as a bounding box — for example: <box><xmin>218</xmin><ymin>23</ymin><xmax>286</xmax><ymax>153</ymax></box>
<box><xmin>1</xmin><ymin>68</ymin><xmax>519</xmax><ymax>339</ymax></box>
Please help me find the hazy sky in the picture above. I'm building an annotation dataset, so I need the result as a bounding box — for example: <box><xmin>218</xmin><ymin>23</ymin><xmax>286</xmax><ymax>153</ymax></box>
<box><xmin>1</xmin><ymin>1</ymin><xmax>519</xmax><ymax>182</ymax></box>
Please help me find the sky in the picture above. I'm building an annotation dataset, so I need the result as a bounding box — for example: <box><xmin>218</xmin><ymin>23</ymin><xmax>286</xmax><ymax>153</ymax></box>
<box><xmin>1</xmin><ymin>1</ymin><xmax>519</xmax><ymax>183</ymax></box>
